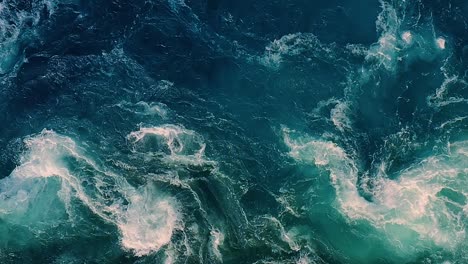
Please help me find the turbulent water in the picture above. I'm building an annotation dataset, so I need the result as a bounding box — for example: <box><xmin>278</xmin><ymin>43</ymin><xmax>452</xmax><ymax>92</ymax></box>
<box><xmin>0</xmin><ymin>0</ymin><xmax>467</xmax><ymax>263</ymax></box>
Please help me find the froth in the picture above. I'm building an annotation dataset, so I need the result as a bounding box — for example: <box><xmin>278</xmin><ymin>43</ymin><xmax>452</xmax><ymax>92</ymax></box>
<box><xmin>283</xmin><ymin>128</ymin><xmax>468</xmax><ymax>252</ymax></box>
<box><xmin>259</xmin><ymin>33</ymin><xmax>335</xmax><ymax>69</ymax></box>
<box><xmin>436</xmin><ymin>37</ymin><xmax>446</xmax><ymax>49</ymax></box>
<box><xmin>209</xmin><ymin>229</ymin><xmax>225</xmax><ymax>260</ymax></box>
<box><xmin>401</xmin><ymin>31</ymin><xmax>412</xmax><ymax>44</ymax></box>
<box><xmin>119</xmin><ymin>185</ymin><xmax>180</xmax><ymax>256</ymax></box>
<box><xmin>1</xmin><ymin>129</ymin><xmax>180</xmax><ymax>256</ymax></box>
<box><xmin>12</xmin><ymin>130</ymin><xmax>77</xmax><ymax>179</ymax></box>
<box><xmin>365</xmin><ymin>1</ymin><xmax>448</xmax><ymax>71</ymax></box>
<box><xmin>117</xmin><ymin>101</ymin><xmax>168</xmax><ymax>118</ymax></box>
<box><xmin>330</xmin><ymin>101</ymin><xmax>353</xmax><ymax>132</ymax></box>
<box><xmin>127</xmin><ymin>125</ymin><xmax>210</xmax><ymax>166</ymax></box>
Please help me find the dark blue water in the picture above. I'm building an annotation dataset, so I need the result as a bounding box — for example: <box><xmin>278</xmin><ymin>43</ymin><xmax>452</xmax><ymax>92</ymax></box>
<box><xmin>0</xmin><ymin>0</ymin><xmax>467</xmax><ymax>263</ymax></box>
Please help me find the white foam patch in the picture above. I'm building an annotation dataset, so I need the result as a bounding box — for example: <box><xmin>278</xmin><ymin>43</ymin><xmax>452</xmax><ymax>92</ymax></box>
<box><xmin>436</xmin><ymin>116</ymin><xmax>467</xmax><ymax>130</ymax></box>
<box><xmin>401</xmin><ymin>31</ymin><xmax>412</xmax><ymax>44</ymax></box>
<box><xmin>296</xmin><ymin>255</ymin><xmax>311</xmax><ymax>264</ymax></box>
<box><xmin>119</xmin><ymin>185</ymin><xmax>179</xmax><ymax>256</ymax></box>
<box><xmin>436</xmin><ymin>37</ymin><xmax>446</xmax><ymax>49</ymax></box>
<box><xmin>259</xmin><ymin>33</ymin><xmax>335</xmax><ymax>69</ymax></box>
<box><xmin>136</xmin><ymin>101</ymin><xmax>168</xmax><ymax>117</ymax></box>
<box><xmin>330</xmin><ymin>101</ymin><xmax>353</xmax><ymax>132</ymax></box>
<box><xmin>365</xmin><ymin>1</ymin><xmax>403</xmax><ymax>71</ymax></box>
<box><xmin>364</xmin><ymin>1</ymin><xmax>446</xmax><ymax>72</ymax></box>
<box><xmin>127</xmin><ymin>125</ymin><xmax>212</xmax><ymax>166</ymax></box>
<box><xmin>283</xmin><ymin>128</ymin><xmax>468</xmax><ymax>252</ymax></box>
<box><xmin>0</xmin><ymin>129</ymin><xmax>180</xmax><ymax>256</ymax></box>
<box><xmin>370</xmin><ymin>33</ymin><xmax>398</xmax><ymax>66</ymax></box>
<box><xmin>209</xmin><ymin>229</ymin><xmax>225</xmax><ymax>260</ymax></box>
<box><xmin>268</xmin><ymin>216</ymin><xmax>301</xmax><ymax>252</ymax></box>
<box><xmin>117</xmin><ymin>101</ymin><xmax>168</xmax><ymax>118</ymax></box>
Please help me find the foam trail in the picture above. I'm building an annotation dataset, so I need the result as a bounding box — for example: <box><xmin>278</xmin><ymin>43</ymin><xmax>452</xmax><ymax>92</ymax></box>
<box><xmin>209</xmin><ymin>229</ymin><xmax>225</xmax><ymax>260</ymax></box>
<box><xmin>436</xmin><ymin>37</ymin><xmax>446</xmax><ymax>49</ymax></box>
<box><xmin>427</xmin><ymin>75</ymin><xmax>468</xmax><ymax>108</ymax></box>
<box><xmin>330</xmin><ymin>101</ymin><xmax>353</xmax><ymax>132</ymax></box>
<box><xmin>127</xmin><ymin>125</ymin><xmax>212</xmax><ymax>166</ymax></box>
<box><xmin>128</xmin><ymin>124</ymin><xmax>250</xmax><ymax>260</ymax></box>
<box><xmin>116</xmin><ymin>101</ymin><xmax>168</xmax><ymax>118</ymax></box>
<box><xmin>259</xmin><ymin>33</ymin><xmax>335</xmax><ymax>69</ymax></box>
<box><xmin>363</xmin><ymin>0</ymin><xmax>448</xmax><ymax>72</ymax></box>
<box><xmin>0</xmin><ymin>130</ymin><xmax>180</xmax><ymax>256</ymax></box>
<box><xmin>401</xmin><ymin>31</ymin><xmax>412</xmax><ymax>44</ymax></box>
<box><xmin>119</xmin><ymin>184</ymin><xmax>179</xmax><ymax>256</ymax></box>
<box><xmin>283</xmin><ymin>128</ymin><xmax>468</xmax><ymax>254</ymax></box>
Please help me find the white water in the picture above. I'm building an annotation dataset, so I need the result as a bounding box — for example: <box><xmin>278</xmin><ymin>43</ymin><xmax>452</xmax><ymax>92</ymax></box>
<box><xmin>427</xmin><ymin>74</ymin><xmax>468</xmax><ymax>108</ymax></box>
<box><xmin>258</xmin><ymin>1</ymin><xmax>440</xmax><ymax>73</ymax></box>
<box><xmin>127</xmin><ymin>124</ymin><xmax>212</xmax><ymax>167</ymax></box>
<box><xmin>364</xmin><ymin>0</ymin><xmax>450</xmax><ymax>72</ymax></box>
<box><xmin>116</xmin><ymin>101</ymin><xmax>169</xmax><ymax>118</ymax></box>
<box><xmin>209</xmin><ymin>229</ymin><xmax>225</xmax><ymax>261</ymax></box>
<box><xmin>0</xmin><ymin>130</ymin><xmax>180</xmax><ymax>256</ymax></box>
<box><xmin>283</xmin><ymin>128</ymin><xmax>468</xmax><ymax>254</ymax></box>
<box><xmin>259</xmin><ymin>33</ymin><xmax>335</xmax><ymax>69</ymax></box>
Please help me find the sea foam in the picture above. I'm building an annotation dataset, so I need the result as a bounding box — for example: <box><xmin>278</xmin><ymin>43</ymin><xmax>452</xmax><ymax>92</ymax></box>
<box><xmin>259</xmin><ymin>33</ymin><xmax>335</xmax><ymax>69</ymax></box>
<box><xmin>0</xmin><ymin>130</ymin><xmax>180</xmax><ymax>256</ymax></box>
<box><xmin>127</xmin><ymin>125</ymin><xmax>211</xmax><ymax>167</ymax></box>
<box><xmin>283</xmin><ymin>128</ymin><xmax>468</xmax><ymax>253</ymax></box>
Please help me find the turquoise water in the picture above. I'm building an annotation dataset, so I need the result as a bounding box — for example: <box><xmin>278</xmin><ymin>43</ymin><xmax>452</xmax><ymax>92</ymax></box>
<box><xmin>0</xmin><ymin>0</ymin><xmax>467</xmax><ymax>263</ymax></box>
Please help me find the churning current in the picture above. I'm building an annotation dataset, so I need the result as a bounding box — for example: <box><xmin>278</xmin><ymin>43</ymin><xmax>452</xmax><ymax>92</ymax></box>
<box><xmin>0</xmin><ymin>0</ymin><xmax>467</xmax><ymax>263</ymax></box>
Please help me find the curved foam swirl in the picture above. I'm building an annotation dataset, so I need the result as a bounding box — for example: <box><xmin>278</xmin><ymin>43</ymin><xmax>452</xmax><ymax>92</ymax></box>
<box><xmin>365</xmin><ymin>0</ymin><xmax>451</xmax><ymax>72</ymax></box>
<box><xmin>116</xmin><ymin>101</ymin><xmax>169</xmax><ymax>118</ymax></box>
<box><xmin>427</xmin><ymin>74</ymin><xmax>468</xmax><ymax>108</ymax></box>
<box><xmin>0</xmin><ymin>129</ymin><xmax>180</xmax><ymax>256</ymax></box>
<box><xmin>259</xmin><ymin>33</ymin><xmax>336</xmax><ymax>69</ymax></box>
<box><xmin>258</xmin><ymin>1</ymin><xmax>448</xmax><ymax>74</ymax></box>
<box><xmin>127</xmin><ymin>125</ymin><xmax>211</xmax><ymax>167</ymax></box>
<box><xmin>283</xmin><ymin>128</ymin><xmax>468</xmax><ymax>253</ymax></box>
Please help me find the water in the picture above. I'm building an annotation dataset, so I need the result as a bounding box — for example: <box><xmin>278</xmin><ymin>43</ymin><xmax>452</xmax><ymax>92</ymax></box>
<box><xmin>0</xmin><ymin>0</ymin><xmax>467</xmax><ymax>263</ymax></box>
